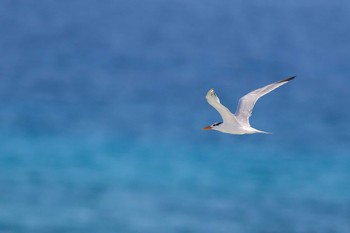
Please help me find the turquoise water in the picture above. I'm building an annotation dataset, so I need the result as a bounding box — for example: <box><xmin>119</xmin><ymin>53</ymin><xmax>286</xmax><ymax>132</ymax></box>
<box><xmin>1</xmin><ymin>0</ymin><xmax>350</xmax><ymax>232</ymax></box>
<box><xmin>1</xmin><ymin>135</ymin><xmax>350</xmax><ymax>232</ymax></box>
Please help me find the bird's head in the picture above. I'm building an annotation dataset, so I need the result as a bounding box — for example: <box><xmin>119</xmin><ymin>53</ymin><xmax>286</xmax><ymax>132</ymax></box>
<box><xmin>202</xmin><ymin>122</ymin><xmax>223</xmax><ymax>131</ymax></box>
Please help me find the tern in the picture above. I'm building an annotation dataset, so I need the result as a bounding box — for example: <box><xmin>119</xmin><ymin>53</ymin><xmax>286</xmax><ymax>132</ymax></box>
<box><xmin>203</xmin><ymin>76</ymin><xmax>295</xmax><ymax>134</ymax></box>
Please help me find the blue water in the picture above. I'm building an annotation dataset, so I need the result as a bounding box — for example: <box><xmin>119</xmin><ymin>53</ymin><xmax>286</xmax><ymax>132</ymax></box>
<box><xmin>1</xmin><ymin>0</ymin><xmax>350</xmax><ymax>232</ymax></box>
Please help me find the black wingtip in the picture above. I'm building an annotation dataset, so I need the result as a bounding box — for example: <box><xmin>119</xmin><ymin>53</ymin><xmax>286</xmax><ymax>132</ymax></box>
<box><xmin>277</xmin><ymin>76</ymin><xmax>296</xmax><ymax>83</ymax></box>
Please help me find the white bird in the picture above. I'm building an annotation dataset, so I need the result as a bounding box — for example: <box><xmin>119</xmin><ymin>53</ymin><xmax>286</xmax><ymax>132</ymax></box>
<box><xmin>203</xmin><ymin>76</ymin><xmax>295</xmax><ymax>134</ymax></box>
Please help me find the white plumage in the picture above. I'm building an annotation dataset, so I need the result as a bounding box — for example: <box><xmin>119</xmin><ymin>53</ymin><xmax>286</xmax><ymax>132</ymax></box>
<box><xmin>203</xmin><ymin>76</ymin><xmax>295</xmax><ymax>134</ymax></box>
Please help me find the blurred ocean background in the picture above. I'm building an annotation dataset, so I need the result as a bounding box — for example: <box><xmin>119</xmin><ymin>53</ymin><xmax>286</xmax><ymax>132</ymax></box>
<box><xmin>1</xmin><ymin>0</ymin><xmax>350</xmax><ymax>232</ymax></box>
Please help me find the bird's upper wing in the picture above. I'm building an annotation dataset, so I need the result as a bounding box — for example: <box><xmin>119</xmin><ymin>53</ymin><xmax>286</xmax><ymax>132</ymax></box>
<box><xmin>206</xmin><ymin>88</ymin><xmax>240</xmax><ymax>125</ymax></box>
<box><xmin>235</xmin><ymin>76</ymin><xmax>295</xmax><ymax>126</ymax></box>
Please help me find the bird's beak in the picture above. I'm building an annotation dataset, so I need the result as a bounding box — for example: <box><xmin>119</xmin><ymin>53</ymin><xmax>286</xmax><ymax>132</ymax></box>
<box><xmin>202</xmin><ymin>125</ymin><xmax>212</xmax><ymax>130</ymax></box>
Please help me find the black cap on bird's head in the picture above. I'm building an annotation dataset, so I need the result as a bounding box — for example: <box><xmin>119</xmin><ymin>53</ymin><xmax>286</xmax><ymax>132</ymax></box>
<box><xmin>202</xmin><ymin>122</ymin><xmax>223</xmax><ymax>130</ymax></box>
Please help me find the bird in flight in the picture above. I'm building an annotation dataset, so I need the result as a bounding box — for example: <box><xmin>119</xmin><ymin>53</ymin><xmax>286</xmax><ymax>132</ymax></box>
<box><xmin>203</xmin><ymin>76</ymin><xmax>295</xmax><ymax>135</ymax></box>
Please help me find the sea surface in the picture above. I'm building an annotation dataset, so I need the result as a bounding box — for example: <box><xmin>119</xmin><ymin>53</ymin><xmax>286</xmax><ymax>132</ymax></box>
<box><xmin>0</xmin><ymin>0</ymin><xmax>350</xmax><ymax>232</ymax></box>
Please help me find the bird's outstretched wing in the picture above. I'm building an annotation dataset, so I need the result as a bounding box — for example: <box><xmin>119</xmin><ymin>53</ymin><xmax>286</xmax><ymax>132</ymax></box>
<box><xmin>235</xmin><ymin>76</ymin><xmax>295</xmax><ymax>126</ymax></box>
<box><xmin>206</xmin><ymin>89</ymin><xmax>240</xmax><ymax>125</ymax></box>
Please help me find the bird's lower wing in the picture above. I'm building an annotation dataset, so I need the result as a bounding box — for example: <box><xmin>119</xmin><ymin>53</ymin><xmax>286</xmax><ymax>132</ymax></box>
<box><xmin>235</xmin><ymin>76</ymin><xmax>295</xmax><ymax>126</ymax></box>
<box><xmin>206</xmin><ymin>89</ymin><xmax>240</xmax><ymax>125</ymax></box>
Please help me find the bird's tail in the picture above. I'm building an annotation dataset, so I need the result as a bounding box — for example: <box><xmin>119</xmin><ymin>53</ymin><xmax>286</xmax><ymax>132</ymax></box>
<box><xmin>255</xmin><ymin>129</ymin><xmax>271</xmax><ymax>134</ymax></box>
